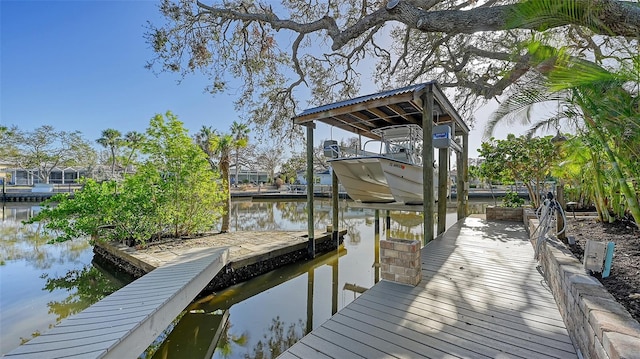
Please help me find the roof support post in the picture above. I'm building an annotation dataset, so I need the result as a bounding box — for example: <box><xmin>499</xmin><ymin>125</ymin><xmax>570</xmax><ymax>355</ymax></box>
<box><xmin>374</xmin><ymin>209</ymin><xmax>380</xmax><ymax>283</ymax></box>
<box><xmin>437</xmin><ymin>147</ymin><xmax>448</xmax><ymax>235</ymax></box>
<box><xmin>422</xmin><ymin>89</ymin><xmax>435</xmax><ymax>245</ymax></box>
<box><xmin>306</xmin><ymin>266</ymin><xmax>314</xmax><ymax>333</ymax></box>
<box><xmin>332</xmin><ymin>168</ymin><xmax>339</xmax><ymax>247</ymax></box>
<box><xmin>331</xmin><ymin>254</ymin><xmax>339</xmax><ymax>315</ymax></box>
<box><xmin>457</xmin><ymin>133</ymin><xmax>469</xmax><ymax>220</ymax></box>
<box><xmin>306</xmin><ymin>123</ymin><xmax>316</xmax><ymax>258</ymax></box>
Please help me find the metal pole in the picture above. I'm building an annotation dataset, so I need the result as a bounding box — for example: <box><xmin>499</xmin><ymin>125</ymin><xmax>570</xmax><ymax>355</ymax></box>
<box><xmin>556</xmin><ymin>181</ymin><xmax>566</xmax><ymax>240</ymax></box>
<box><xmin>386</xmin><ymin>210</ymin><xmax>391</xmax><ymax>235</ymax></box>
<box><xmin>422</xmin><ymin>89</ymin><xmax>435</xmax><ymax>245</ymax></box>
<box><xmin>306</xmin><ymin>124</ymin><xmax>315</xmax><ymax>258</ymax></box>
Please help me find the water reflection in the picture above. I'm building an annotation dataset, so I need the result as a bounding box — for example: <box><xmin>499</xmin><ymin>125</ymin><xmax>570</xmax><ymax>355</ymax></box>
<box><xmin>0</xmin><ymin>205</ymin><xmax>89</xmax><ymax>269</ymax></box>
<box><xmin>41</xmin><ymin>262</ymin><xmax>130</xmax><ymax>322</ymax></box>
<box><xmin>0</xmin><ymin>204</ymin><xmax>130</xmax><ymax>354</ymax></box>
<box><xmin>145</xmin><ymin>247</ymin><xmax>347</xmax><ymax>359</ymax></box>
<box><xmin>145</xmin><ymin>200</ymin><xmax>445</xmax><ymax>359</ymax></box>
<box><xmin>231</xmin><ymin>199</ymin><xmax>344</xmax><ymax>232</ymax></box>
<box><xmin>1</xmin><ymin>200</ymin><xmax>475</xmax><ymax>357</ymax></box>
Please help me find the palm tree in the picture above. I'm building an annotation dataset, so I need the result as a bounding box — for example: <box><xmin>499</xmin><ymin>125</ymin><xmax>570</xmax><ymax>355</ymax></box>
<box><xmin>230</xmin><ymin>121</ymin><xmax>250</xmax><ymax>186</ymax></box>
<box><xmin>211</xmin><ymin>133</ymin><xmax>235</xmax><ymax>233</ymax></box>
<box><xmin>484</xmin><ymin>43</ymin><xmax>640</xmax><ymax>226</ymax></box>
<box><xmin>194</xmin><ymin>126</ymin><xmax>238</xmax><ymax>232</ymax></box>
<box><xmin>122</xmin><ymin>131</ymin><xmax>145</xmax><ymax>174</ymax></box>
<box><xmin>96</xmin><ymin>129</ymin><xmax>123</xmax><ymax>178</ymax></box>
<box><xmin>193</xmin><ymin>126</ymin><xmax>218</xmax><ymax>171</ymax></box>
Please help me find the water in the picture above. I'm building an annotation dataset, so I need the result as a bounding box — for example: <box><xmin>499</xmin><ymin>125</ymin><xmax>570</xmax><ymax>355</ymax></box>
<box><xmin>0</xmin><ymin>205</ymin><xmax>130</xmax><ymax>353</ymax></box>
<box><xmin>0</xmin><ymin>200</ymin><xmax>478</xmax><ymax>357</ymax></box>
<box><xmin>144</xmin><ymin>199</ymin><xmax>463</xmax><ymax>359</ymax></box>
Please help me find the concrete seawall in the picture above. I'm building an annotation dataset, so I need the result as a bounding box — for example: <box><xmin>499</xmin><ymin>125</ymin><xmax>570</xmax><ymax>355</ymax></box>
<box><xmin>94</xmin><ymin>230</ymin><xmax>346</xmax><ymax>294</ymax></box>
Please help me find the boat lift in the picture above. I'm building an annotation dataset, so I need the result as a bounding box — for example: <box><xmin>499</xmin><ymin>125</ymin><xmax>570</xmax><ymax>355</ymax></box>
<box><xmin>292</xmin><ymin>81</ymin><xmax>470</xmax><ymax>257</ymax></box>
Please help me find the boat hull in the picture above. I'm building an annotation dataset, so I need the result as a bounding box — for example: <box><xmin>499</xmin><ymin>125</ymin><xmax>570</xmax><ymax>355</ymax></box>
<box><xmin>329</xmin><ymin>156</ymin><xmax>438</xmax><ymax>204</ymax></box>
<box><xmin>379</xmin><ymin>158</ymin><xmax>437</xmax><ymax>204</ymax></box>
<box><xmin>328</xmin><ymin>157</ymin><xmax>394</xmax><ymax>202</ymax></box>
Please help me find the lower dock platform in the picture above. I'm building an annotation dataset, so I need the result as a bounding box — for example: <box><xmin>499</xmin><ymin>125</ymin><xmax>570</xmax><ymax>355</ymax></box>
<box><xmin>4</xmin><ymin>248</ymin><xmax>228</xmax><ymax>359</ymax></box>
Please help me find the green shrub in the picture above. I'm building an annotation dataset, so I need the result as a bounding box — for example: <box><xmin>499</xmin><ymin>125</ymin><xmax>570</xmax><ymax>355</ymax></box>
<box><xmin>502</xmin><ymin>190</ymin><xmax>524</xmax><ymax>208</ymax></box>
<box><xmin>27</xmin><ymin>112</ymin><xmax>224</xmax><ymax>245</ymax></box>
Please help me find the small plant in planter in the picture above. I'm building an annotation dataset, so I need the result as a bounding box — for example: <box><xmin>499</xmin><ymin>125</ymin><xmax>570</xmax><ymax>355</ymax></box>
<box><xmin>502</xmin><ymin>190</ymin><xmax>524</xmax><ymax>207</ymax></box>
<box><xmin>486</xmin><ymin>190</ymin><xmax>526</xmax><ymax>221</ymax></box>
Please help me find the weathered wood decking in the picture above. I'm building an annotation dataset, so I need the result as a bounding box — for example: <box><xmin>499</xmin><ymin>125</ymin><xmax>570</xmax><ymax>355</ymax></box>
<box><xmin>280</xmin><ymin>217</ymin><xmax>578</xmax><ymax>358</ymax></box>
<box><xmin>4</xmin><ymin>248</ymin><xmax>228</xmax><ymax>359</ymax></box>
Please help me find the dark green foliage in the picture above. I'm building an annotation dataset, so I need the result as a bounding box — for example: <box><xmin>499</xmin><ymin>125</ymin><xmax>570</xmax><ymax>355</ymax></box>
<box><xmin>479</xmin><ymin>134</ymin><xmax>559</xmax><ymax>208</ymax></box>
<box><xmin>502</xmin><ymin>190</ymin><xmax>525</xmax><ymax>208</ymax></box>
<box><xmin>27</xmin><ymin>112</ymin><xmax>224</xmax><ymax>244</ymax></box>
<box><xmin>41</xmin><ymin>265</ymin><xmax>126</xmax><ymax>322</ymax></box>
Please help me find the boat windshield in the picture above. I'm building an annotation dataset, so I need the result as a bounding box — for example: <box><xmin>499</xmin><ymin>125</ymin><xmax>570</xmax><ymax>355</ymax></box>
<box><xmin>372</xmin><ymin>125</ymin><xmax>423</xmax><ymax>165</ymax></box>
<box><xmin>325</xmin><ymin>125</ymin><xmax>424</xmax><ymax>165</ymax></box>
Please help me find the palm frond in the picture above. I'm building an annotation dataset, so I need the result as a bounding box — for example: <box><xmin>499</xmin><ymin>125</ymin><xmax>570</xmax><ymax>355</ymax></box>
<box><xmin>484</xmin><ymin>85</ymin><xmax>564</xmax><ymax>139</ymax></box>
<box><xmin>523</xmin><ymin>114</ymin><xmax>563</xmax><ymax>138</ymax></box>
<box><xmin>507</xmin><ymin>0</ymin><xmax>609</xmax><ymax>34</ymax></box>
<box><xmin>548</xmin><ymin>58</ymin><xmax>624</xmax><ymax>92</ymax></box>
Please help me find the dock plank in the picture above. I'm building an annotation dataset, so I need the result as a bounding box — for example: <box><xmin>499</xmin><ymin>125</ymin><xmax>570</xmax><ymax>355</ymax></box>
<box><xmin>362</xmin><ymin>288</ymin><xmax>574</xmax><ymax>347</ymax></box>
<box><xmin>278</xmin><ymin>217</ymin><xmax>578</xmax><ymax>358</ymax></box>
<box><xmin>321</xmin><ymin>320</ymin><xmax>435</xmax><ymax>359</ymax></box>
<box><xmin>310</xmin><ymin>326</ymin><xmax>392</xmax><ymax>359</ymax></box>
<box><xmin>4</xmin><ymin>247</ymin><xmax>228</xmax><ymax>359</ymax></box>
<box><xmin>285</xmin><ymin>341</ymin><xmax>334</xmax><ymax>359</ymax></box>
<box><xmin>295</xmin><ymin>334</ymin><xmax>364</xmax><ymax>358</ymax></box>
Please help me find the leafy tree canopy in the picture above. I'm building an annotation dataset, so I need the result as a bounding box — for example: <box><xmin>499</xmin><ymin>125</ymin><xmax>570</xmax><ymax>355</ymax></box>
<box><xmin>29</xmin><ymin>112</ymin><xmax>224</xmax><ymax>243</ymax></box>
<box><xmin>146</xmin><ymin>0</ymin><xmax>639</xmax><ymax>138</ymax></box>
<box><xmin>5</xmin><ymin>126</ymin><xmax>96</xmax><ymax>183</ymax></box>
<box><xmin>478</xmin><ymin>133</ymin><xmax>560</xmax><ymax>207</ymax></box>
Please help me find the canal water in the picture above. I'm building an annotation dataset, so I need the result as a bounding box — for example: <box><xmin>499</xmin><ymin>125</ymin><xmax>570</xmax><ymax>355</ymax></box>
<box><xmin>0</xmin><ymin>199</ymin><xmax>484</xmax><ymax>358</ymax></box>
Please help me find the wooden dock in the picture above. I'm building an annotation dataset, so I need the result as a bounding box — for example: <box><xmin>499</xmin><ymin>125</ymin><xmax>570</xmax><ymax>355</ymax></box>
<box><xmin>280</xmin><ymin>217</ymin><xmax>578</xmax><ymax>358</ymax></box>
<box><xmin>4</xmin><ymin>247</ymin><xmax>228</xmax><ymax>359</ymax></box>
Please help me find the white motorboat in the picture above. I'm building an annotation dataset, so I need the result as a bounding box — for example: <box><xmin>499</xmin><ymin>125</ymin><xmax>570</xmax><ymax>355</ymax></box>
<box><xmin>325</xmin><ymin>125</ymin><xmax>437</xmax><ymax>204</ymax></box>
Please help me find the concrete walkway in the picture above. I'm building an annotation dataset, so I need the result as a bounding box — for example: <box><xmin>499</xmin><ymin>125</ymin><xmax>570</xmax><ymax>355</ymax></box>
<box><xmin>98</xmin><ymin>230</ymin><xmax>340</xmax><ymax>273</ymax></box>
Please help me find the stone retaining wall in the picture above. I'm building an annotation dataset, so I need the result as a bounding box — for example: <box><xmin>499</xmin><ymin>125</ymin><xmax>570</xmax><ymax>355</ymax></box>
<box><xmin>525</xmin><ymin>216</ymin><xmax>640</xmax><ymax>359</ymax></box>
<box><xmin>204</xmin><ymin>234</ymin><xmax>341</xmax><ymax>292</ymax></box>
<box><xmin>486</xmin><ymin>206</ymin><xmax>524</xmax><ymax>222</ymax></box>
<box><xmin>380</xmin><ymin>238</ymin><xmax>421</xmax><ymax>286</ymax></box>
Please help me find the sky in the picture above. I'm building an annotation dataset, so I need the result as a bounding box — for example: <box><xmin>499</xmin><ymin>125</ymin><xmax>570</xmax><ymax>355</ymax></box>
<box><xmin>1</xmin><ymin>0</ymin><xmax>537</xmax><ymax>160</ymax></box>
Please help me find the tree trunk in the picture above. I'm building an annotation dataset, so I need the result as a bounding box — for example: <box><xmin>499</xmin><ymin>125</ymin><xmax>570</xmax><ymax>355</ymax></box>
<box><xmin>234</xmin><ymin>150</ymin><xmax>239</xmax><ymax>187</ymax></box>
<box><xmin>110</xmin><ymin>148</ymin><xmax>116</xmax><ymax>178</ymax></box>
<box><xmin>220</xmin><ymin>158</ymin><xmax>231</xmax><ymax>233</ymax></box>
<box><xmin>524</xmin><ymin>182</ymin><xmax>538</xmax><ymax>208</ymax></box>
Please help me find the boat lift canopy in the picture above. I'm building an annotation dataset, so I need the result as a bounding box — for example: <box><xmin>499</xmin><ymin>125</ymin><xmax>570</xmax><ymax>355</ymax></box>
<box><xmin>292</xmin><ymin>81</ymin><xmax>469</xmax><ymax>141</ymax></box>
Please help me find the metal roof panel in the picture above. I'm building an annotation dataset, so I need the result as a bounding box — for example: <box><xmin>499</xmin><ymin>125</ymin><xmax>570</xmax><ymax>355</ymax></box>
<box><xmin>295</xmin><ymin>81</ymin><xmax>435</xmax><ymax>118</ymax></box>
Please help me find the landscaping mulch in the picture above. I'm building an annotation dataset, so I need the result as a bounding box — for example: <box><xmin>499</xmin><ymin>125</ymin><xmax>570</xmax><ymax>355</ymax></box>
<box><xmin>563</xmin><ymin>217</ymin><xmax>640</xmax><ymax>322</ymax></box>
